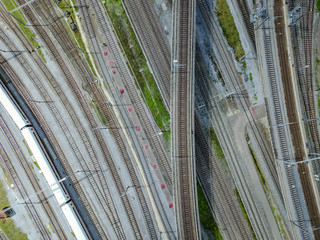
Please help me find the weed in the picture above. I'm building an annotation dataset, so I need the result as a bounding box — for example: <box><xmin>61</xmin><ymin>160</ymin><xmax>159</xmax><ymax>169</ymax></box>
<box><xmin>216</xmin><ymin>0</ymin><xmax>245</xmax><ymax>61</ymax></box>
<box><xmin>197</xmin><ymin>182</ymin><xmax>223</xmax><ymax>239</ymax></box>
<box><xmin>103</xmin><ymin>0</ymin><xmax>170</xmax><ymax>135</ymax></box>
<box><xmin>234</xmin><ymin>188</ymin><xmax>257</xmax><ymax>239</ymax></box>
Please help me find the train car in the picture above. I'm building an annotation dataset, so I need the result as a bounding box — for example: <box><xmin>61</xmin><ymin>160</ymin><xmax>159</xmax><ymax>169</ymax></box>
<box><xmin>21</xmin><ymin>127</ymin><xmax>88</xmax><ymax>240</ymax></box>
<box><xmin>0</xmin><ymin>84</ymin><xmax>88</xmax><ymax>240</ymax></box>
<box><xmin>0</xmin><ymin>84</ymin><xmax>30</xmax><ymax>129</ymax></box>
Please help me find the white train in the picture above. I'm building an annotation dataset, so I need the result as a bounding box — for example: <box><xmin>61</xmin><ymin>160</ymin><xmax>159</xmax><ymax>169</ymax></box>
<box><xmin>0</xmin><ymin>84</ymin><xmax>88</xmax><ymax>240</ymax></box>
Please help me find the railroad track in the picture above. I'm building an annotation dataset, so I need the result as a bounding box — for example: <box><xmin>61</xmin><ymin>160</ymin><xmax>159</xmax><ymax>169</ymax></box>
<box><xmin>119</xmin><ymin>0</ymin><xmax>265</xmax><ymax>238</ymax></box>
<box><xmin>195</xmin><ymin>39</ymin><xmax>283</xmax><ymax>205</ymax></box>
<box><xmin>74</xmin><ymin>1</ymin><xmax>160</xmax><ymax>238</ymax></box>
<box><xmin>273</xmin><ymin>0</ymin><xmax>320</xmax><ymax>239</ymax></box>
<box><xmin>2</xmin><ymin>6</ymin><xmax>126</xmax><ymax>236</ymax></box>
<box><xmin>1</xmin><ymin>2</ymin><xmax>132</xmax><ymax>238</ymax></box>
<box><xmin>258</xmin><ymin>2</ymin><xmax>311</xmax><ymax>239</ymax></box>
<box><xmin>195</xmin><ymin>115</ymin><xmax>253</xmax><ymax>239</ymax></box>
<box><xmin>122</xmin><ymin>0</ymin><xmax>171</xmax><ymax>110</ymax></box>
<box><xmin>235</xmin><ymin>0</ymin><xmax>256</xmax><ymax>51</ymax></box>
<box><xmin>171</xmin><ymin>0</ymin><xmax>200</xmax><ymax>239</ymax></box>
<box><xmin>0</xmin><ymin>54</ymin><xmax>105</xmax><ymax>239</ymax></box>
<box><xmin>120</xmin><ymin>0</ymin><xmax>268</xmax><ymax>238</ymax></box>
<box><xmin>292</xmin><ymin>0</ymin><xmax>319</xmax><ymax>150</ymax></box>
<box><xmin>20</xmin><ymin>0</ymin><xmax>161</xmax><ymax>238</ymax></box>
<box><xmin>0</xmin><ymin>145</ymin><xmax>49</xmax><ymax>240</ymax></box>
<box><xmin>79</xmin><ymin>0</ymin><xmax>177</xmax><ymax>238</ymax></box>
<box><xmin>288</xmin><ymin>0</ymin><xmax>320</xmax><ymax>238</ymax></box>
<box><xmin>197</xmin><ymin>0</ymin><xmax>283</xmax><ymax>238</ymax></box>
<box><xmin>0</xmin><ymin>31</ymin><xmax>113</xmax><ymax>238</ymax></box>
<box><xmin>194</xmin><ymin>47</ymin><xmax>254</xmax><ymax>239</ymax></box>
<box><xmin>94</xmin><ymin>0</ymin><xmax>173</xmax><ymax>190</ymax></box>
<box><xmin>0</xmin><ymin>114</ymin><xmax>66</xmax><ymax>240</ymax></box>
<box><xmin>0</xmin><ymin>6</ymin><xmax>106</xmax><ymax>239</ymax></box>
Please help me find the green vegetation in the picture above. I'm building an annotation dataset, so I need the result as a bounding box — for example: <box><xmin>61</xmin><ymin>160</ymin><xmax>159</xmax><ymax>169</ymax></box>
<box><xmin>197</xmin><ymin>182</ymin><xmax>223</xmax><ymax>239</ymax></box>
<box><xmin>103</xmin><ymin>0</ymin><xmax>170</xmax><ymax>134</ymax></box>
<box><xmin>0</xmin><ymin>181</ymin><xmax>28</xmax><ymax>240</ymax></box>
<box><xmin>249</xmin><ymin>73</ymin><xmax>253</xmax><ymax>81</ymax></box>
<box><xmin>23</xmin><ymin>139</ymin><xmax>33</xmax><ymax>156</ymax></box>
<box><xmin>0</xmin><ymin>168</ymin><xmax>12</xmax><ymax>186</ymax></box>
<box><xmin>317</xmin><ymin>0</ymin><xmax>320</xmax><ymax>11</ymax></box>
<box><xmin>2</xmin><ymin>0</ymin><xmax>46</xmax><ymax>62</ymax></box>
<box><xmin>216</xmin><ymin>0</ymin><xmax>245</xmax><ymax>61</ymax></box>
<box><xmin>89</xmin><ymin>101</ymin><xmax>107</xmax><ymax>126</ymax></box>
<box><xmin>209</xmin><ymin>127</ymin><xmax>225</xmax><ymax>160</ymax></box>
<box><xmin>0</xmin><ymin>182</ymin><xmax>9</xmax><ymax>207</ymax></box>
<box><xmin>247</xmin><ymin>138</ymin><xmax>266</xmax><ymax>187</ymax></box>
<box><xmin>271</xmin><ymin>205</ymin><xmax>287</xmax><ymax>238</ymax></box>
<box><xmin>234</xmin><ymin>188</ymin><xmax>257</xmax><ymax>239</ymax></box>
<box><xmin>33</xmin><ymin>161</ymin><xmax>40</xmax><ymax>170</ymax></box>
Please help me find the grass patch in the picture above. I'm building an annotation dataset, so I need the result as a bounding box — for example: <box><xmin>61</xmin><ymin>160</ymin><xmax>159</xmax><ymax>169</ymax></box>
<box><xmin>89</xmin><ymin>101</ymin><xmax>107</xmax><ymax>126</ymax></box>
<box><xmin>234</xmin><ymin>188</ymin><xmax>257</xmax><ymax>239</ymax></box>
<box><xmin>1</xmin><ymin>0</ymin><xmax>18</xmax><ymax>11</ymax></box>
<box><xmin>0</xmin><ymin>182</ymin><xmax>10</xmax><ymax>207</ymax></box>
<box><xmin>317</xmin><ymin>0</ymin><xmax>320</xmax><ymax>11</ymax></box>
<box><xmin>1</xmin><ymin>168</ymin><xmax>13</xmax><ymax>187</ymax></box>
<box><xmin>246</xmin><ymin>135</ymin><xmax>266</xmax><ymax>187</ymax></box>
<box><xmin>22</xmin><ymin>139</ymin><xmax>33</xmax><ymax>156</ymax></box>
<box><xmin>0</xmin><ymin>181</ymin><xmax>28</xmax><ymax>240</ymax></box>
<box><xmin>209</xmin><ymin>127</ymin><xmax>224</xmax><ymax>160</ymax></box>
<box><xmin>216</xmin><ymin>0</ymin><xmax>245</xmax><ymax>61</ymax></box>
<box><xmin>103</xmin><ymin>0</ymin><xmax>170</xmax><ymax>133</ymax></box>
<box><xmin>161</xmin><ymin>131</ymin><xmax>171</xmax><ymax>145</ymax></box>
<box><xmin>197</xmin><ymin>182</ymin><xmax>223</xmax><ymax>239</ymax></box>
<box><xmin>2</xmin><ymin>0</ymin><xmax>46</xmax><ymax>62</ymax></box>
<box><xmin>271</xmin><ymin>205</ymin><xmax>287</xmax><ymax>239</ymax></box>
<box><xmin>33</xmin><ymin>161</ymin><xmax>40</xmax><ymax>170</ymax></box>
<box><xmin>249</xmin><ymin>73</ymin><xmax>253</xmax><ymax>81</ymax></box>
